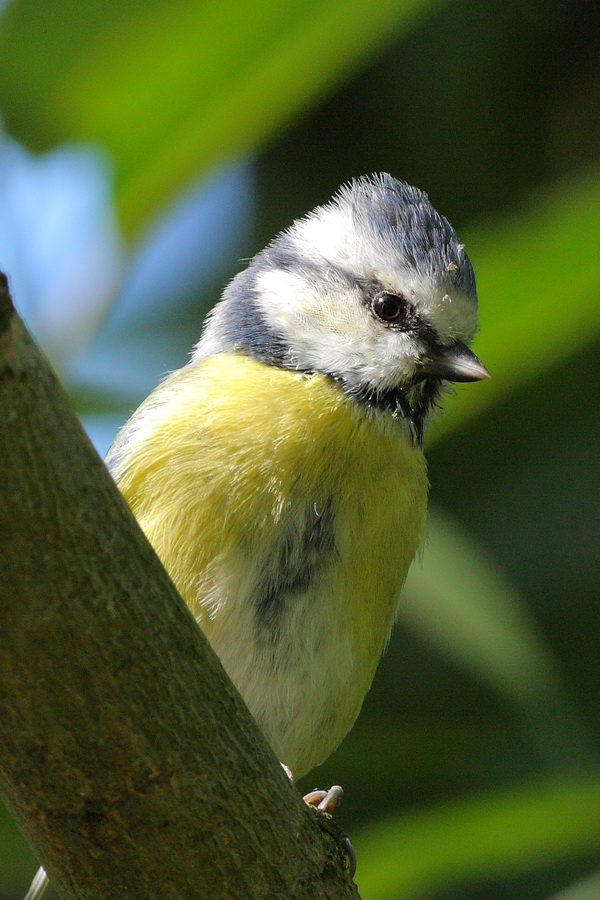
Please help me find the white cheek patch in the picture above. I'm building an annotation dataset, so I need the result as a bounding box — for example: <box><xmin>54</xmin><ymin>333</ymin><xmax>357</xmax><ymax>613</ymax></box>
<box><xmin>302</xmin><ymin>289</ymin><xmax>368</xmax><ymax>342</ymax></box>
<box><xmin>255</xmin><ymin>268</ymin><xmax>419</xmax><ymax>391</ymax></box>
<box><xmin>256</xmin><ymin>268</ymin><xmax>366</xmax><ymax>343</ymax></box>
<box><xmin>256</xmin><ymin>268</ymin><xmax>372</xmax><ymax>364</ymax></box>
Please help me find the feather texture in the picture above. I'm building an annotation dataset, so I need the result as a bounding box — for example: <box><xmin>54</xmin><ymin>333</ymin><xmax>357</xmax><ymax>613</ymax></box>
<box><xmin>108</xmin><ymin>353</ymin><xmax>427</xmax><ymax>776</ymax></box>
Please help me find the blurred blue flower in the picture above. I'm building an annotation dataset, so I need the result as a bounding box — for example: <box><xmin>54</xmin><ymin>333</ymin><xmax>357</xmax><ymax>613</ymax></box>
<box><xmin>75</xmin><ymin>160</ymin><xmax>256</xmax><ymax>455</ymax></box>
<box><xmin>108</xmin><ymin>158</ymin><xmax>255</xmax><ymax>330</ymax></box>
<box><xmin>0</xmin><ymin>130</ymin><xmax>124</xmax><ymax>373</ymax></box>
<box><xmin>0</xmin><ymin>123</ymin><xmax>255</xmax><ymax>454</ymax></box>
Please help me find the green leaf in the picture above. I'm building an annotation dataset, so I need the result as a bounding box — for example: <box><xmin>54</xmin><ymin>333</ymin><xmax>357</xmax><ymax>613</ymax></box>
<box><xmin>355</xmin><ymin>776</ymin><xmax>600</xmax><ymax>900</ymax></box>
<box><xmin>0</xmin><ymin>802</ymin><xmax>37</xmax><ymax>890</ymax></box>
<box><xmin>401</xmin><ymin>508</ymin><xmax>594</xmax><ymax>768</ymax></box>
<box><xmin>427</xmin><ymin>168</ymin><xmax>600</xmax><ymax>444</ymax></box>
<box><xmin>403</xmin><ymin>508</ymin><xmax>561</xmax><ymax>703</ymax></box>
<box><xmin>0</xmin><ymin>0</ymin><xmax>437</xmax><ymax>235</ymax></box>
<box><xmin>547</xmin><ymin>871</ymin><xmax>600</xmax><ymax>900</ymax></box>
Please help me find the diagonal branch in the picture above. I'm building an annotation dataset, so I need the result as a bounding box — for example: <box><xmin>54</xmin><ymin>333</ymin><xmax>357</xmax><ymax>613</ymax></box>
<box><xmin>0</xmin><ymin>272</ymin><xmax>358</xmax><ymax>900</ymax></box>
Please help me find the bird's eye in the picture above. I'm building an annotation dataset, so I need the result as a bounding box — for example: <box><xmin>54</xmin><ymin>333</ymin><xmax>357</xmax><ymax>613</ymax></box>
<box><xmin>371</xmin><ymin>292</ymin><xmax>408</xmax><ymax>325</ymax></box>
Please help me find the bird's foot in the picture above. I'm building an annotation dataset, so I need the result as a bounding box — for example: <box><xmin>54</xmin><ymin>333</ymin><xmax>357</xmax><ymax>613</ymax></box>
<box><xmin>302</xmin><ymin>784</ymin><xmax>344</xmax><ymax>813</ymax></box>
<box><xmin>302</xmin><ymin>785</ymin><xmax>356</xmax><ymax>876</ymax></box>
<box><xmin>280</xmin><ymin>767</ymin><xmax>355</xmax><ymax>876</ymax></box>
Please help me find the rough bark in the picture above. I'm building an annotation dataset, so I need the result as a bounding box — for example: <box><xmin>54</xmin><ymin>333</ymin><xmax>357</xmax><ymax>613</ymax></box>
<box><xmin>0</xmin><ymin>272</ymin><xmax>359</xmax><ymax>900</ymax></box>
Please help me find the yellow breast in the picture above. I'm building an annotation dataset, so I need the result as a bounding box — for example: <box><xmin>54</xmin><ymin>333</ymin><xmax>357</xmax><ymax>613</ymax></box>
<box><xmin>111</xmin><ymin>353</ymin><xmax>428</xmax><ymax>775</ymax></box>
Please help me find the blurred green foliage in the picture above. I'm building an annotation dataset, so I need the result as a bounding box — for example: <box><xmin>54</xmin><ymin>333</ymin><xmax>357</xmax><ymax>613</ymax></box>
<box><xmin>357</xmin><ymin>777</ymin><xmax>600</xmax><ymax>899</ymax></box>
<box><xmin>0</xmin><ymin>0</ymin><xmax>433</xmax><ymax>234</ymax></box>
<box><xmin>0</xmin><ymin>0</ymin><xmax>598</xmax><ymax>898</ymax></box>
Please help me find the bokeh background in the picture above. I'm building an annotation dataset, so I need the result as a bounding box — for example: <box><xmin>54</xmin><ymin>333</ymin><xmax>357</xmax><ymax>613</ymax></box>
<box><xmin>0</xmin><ymin>1</ymin><xmax>599</xmax><ymax>897</ymax></box>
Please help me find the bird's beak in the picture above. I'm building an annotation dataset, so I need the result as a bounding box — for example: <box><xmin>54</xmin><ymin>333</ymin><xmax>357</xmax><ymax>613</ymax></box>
<box><xmin>421</xmin><ymin>341</ymin><xmax>489</xmax><ymax>383</ymax></box>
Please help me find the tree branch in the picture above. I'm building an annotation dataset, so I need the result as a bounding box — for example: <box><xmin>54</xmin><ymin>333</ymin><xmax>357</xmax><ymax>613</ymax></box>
<box><xmin>0</xmin><ymin>272</ymin><xmax>359</xmax><ymax>899</ymax></box>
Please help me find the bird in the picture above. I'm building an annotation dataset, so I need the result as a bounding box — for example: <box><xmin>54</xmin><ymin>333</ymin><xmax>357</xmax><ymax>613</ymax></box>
<box><xmin>106</xmin><ymin>173</ymin><xmax>488</xmax><ymax>783</ymax></box>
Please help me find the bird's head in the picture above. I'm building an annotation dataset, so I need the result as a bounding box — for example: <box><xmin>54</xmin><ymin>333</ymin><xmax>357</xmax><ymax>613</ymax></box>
<box><xmin>195</xmin><ymin>174</ymin><xmax>488</xmax><ymax>442</ymax></box>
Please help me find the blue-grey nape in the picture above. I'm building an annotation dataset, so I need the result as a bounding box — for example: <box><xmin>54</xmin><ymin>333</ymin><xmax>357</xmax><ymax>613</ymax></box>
<box><xmin>200</xmin><ymin>266</ymin><xmax>289</xmax><ymax>366</ymax></box>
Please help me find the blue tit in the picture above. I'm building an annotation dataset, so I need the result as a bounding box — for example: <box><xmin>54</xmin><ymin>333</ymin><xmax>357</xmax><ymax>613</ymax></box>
<box><xmin>106</xmin><ymin>174</ymin><xmax>488</xmax><ymax>781</ymax></box>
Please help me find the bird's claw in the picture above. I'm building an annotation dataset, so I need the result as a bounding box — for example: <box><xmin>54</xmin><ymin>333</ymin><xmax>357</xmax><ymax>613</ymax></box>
<box><xmin>303</xmin><ymin>783</ymin><xmax>344</xmax><ymax>813</ymax></box>
<box><xmin>302</xmin><ymin>785</ymin><xmax>356</xmax><ymax>877</ymax></box>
